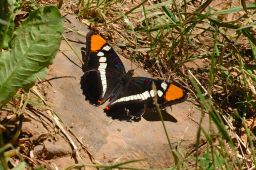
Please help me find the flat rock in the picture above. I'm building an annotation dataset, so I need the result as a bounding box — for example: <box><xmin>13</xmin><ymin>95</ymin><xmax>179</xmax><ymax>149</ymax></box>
<box><xmin>45</xmin><ymin>14</ymin><xmax>209</xmax><ymax>168</ymax></box>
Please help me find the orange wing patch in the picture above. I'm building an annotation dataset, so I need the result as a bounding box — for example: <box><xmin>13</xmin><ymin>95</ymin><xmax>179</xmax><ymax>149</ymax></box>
<box><xmin>90</xmin><ymin>34</ymin><xmax>107</xmax><ymax>52</ymax></box>
<box><xmin>164</xmin><ymin>84</ymin><xmax>185</xmax><ymax>101</ymax></box>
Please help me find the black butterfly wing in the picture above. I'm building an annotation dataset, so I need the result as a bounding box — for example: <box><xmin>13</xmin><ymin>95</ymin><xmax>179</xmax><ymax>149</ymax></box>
<box><xmin>104</xmin><ymin>77</ymin><xmax>187</xmax><ymax>121</ymax></box>
<box><xmin>81</xmin><ymin>31</ymin><xmax>126</xmax><ymax>105</ymax></box>
<box><xmin>104</xmin><ymin>77</ymin><xmax>146</xmax><ymax>121</ymax></box>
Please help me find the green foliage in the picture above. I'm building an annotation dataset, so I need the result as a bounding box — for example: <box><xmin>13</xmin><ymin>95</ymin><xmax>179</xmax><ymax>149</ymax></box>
<box><xmin>0</xmin><ymin>0</ymin><xmax>21</xmax><ymax>49</ymax></box>
<box><xmin>199</xmin><ymin>151</ymin><xmax>225</xmax><ymax>170</ymax></box>
<box><xmin>0</xmin><ymin>5</ymin><xmax>63</xmax><ymax>108</ymax></box>
<box><xmin>11</xmin><ymin>162</ymin><xmax>26</xmax><ymax>170</ymax></box>
<box><xmin>80</xmin><ymin>0</ymin><xmax>256</xmax><ymax>169</ymax></box>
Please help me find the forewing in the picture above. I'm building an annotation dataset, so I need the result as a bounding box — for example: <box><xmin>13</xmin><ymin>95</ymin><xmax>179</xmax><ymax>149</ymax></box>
<box><xmin>83</xmin><ymin>31</ymin><xmax>125</xmax><ymax>73</ymax></box>
<box><xmin>81</xmin><ymin>31</ymin><xmax>126</xmax><ymax>105</ymax></box>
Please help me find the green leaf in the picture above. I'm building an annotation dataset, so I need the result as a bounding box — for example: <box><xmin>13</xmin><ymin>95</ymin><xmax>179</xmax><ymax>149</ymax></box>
<box><xmin>0</xmin><ymin>0</ymin><xmax>21</xmax><ymax>49</ymax></box>
<box><xmin>213</xmin><ymin>3</ymin><xmax>256</xmax><ymax>15</ymax></box>
<box><xmin>0</xmin><ymin>6</ymin><xmax>63</xmax><ymax>107</ymax></box>
<box><xmin>239</xmin><ymin>27</ymin><xmax>256</xmax><ymax>46</ymax></box>
<box><xmin>199</xmin><ymin>150</ymin><xmax>225</xmax><ymax>170</ymax></box>
<box><xmin>11</xmin><ymin>162</ymin><xmax>26</xmax><ymax>170</ymax></box>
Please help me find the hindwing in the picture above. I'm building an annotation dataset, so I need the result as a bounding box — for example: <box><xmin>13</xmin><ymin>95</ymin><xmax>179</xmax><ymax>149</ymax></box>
<box><xmin>104</xmin><ymin>77</ymin><xmax>187</xmax><ymax>121</ymax></box>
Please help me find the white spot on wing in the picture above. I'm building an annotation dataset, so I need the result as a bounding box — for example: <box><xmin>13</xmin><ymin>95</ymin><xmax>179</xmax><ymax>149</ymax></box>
<box><xmin>150</xmin><ymin>90</ymin><xmax>156</xmax><ymax>97</ymax></box>
<box><xmin>158</xmin><ymin>90</ymin><xmax>163</xmax><ymax>97</ymax></box>
<box><xmin>99</xmin><ymin>63</ymin><xmax>107</xmax><ymax>69</ymax></box>
<box><xmin>142</xmin><ymin>91</ymin><xmax>150</xmax><ymax>99</ymax></box>
<box><xmin>161</xmin><ymin>82</ymin><xmax>168</xmax><ymax>90</ymax></box>
<box><xmin>98</xmin><ymin>62</ymin><xmax>107</xmax><ymax>97</ymax></box>
<box><xmin>99</xmin><ymin>69</ymin><xmax>105</xmax><ymax>73</ymax></box>
<box><xmin>97</xmin><ymin>52</ymin><xmax>104</xmax><ymax>56</ymax></box>
<box><xmin>140</xmin><ymin>94</ymin><xmax>145</xmax><ymax>100</ymax></box>
<box><xmin>102</xmin><ymin>84</ymin><xmax>107</xmax><ymax>88</ymax></box>
<box><xmin>130</xmin><ymin>96</ymin><xmax>135</xmax><ymax>100</ymax></box>
<box><xmin>99</xmin><ymin>57</ymin><xmax>106</xmax><ymax>62</ymax></box>
<box><xmin>103</xmin><ymin>45</ymin><xmax>111</xmax><ymax>51</ymax></box>
<box><xmin>102</xmin><ymin>80</ymin><xmax>107</xmax><ymax>85</ymax></box>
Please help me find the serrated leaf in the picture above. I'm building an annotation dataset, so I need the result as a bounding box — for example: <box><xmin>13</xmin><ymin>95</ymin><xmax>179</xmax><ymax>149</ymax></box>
<box><xmin>0</xmin><ymin>6</ymin><xmax>63</xmax><ymax>107</ymax></box>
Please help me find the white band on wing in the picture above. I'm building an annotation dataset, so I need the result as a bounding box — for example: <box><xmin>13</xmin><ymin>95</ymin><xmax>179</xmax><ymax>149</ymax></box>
<box><xmin>112</xmin><ymin>89</ymin><xmax>164</xmax><ymax>104</ymax></box>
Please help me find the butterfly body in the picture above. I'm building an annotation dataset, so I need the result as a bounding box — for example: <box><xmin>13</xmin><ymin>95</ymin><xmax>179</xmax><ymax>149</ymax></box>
<box><xmin>81</xmin><ymin>31</ymin><xmax>187</xmax><ymax>121</ymax></box>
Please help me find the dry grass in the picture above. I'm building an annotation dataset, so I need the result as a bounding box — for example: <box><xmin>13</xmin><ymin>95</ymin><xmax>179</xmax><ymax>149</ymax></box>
<box><xmin>0</xmin><ymin>0</ymin><xmax>256</xmax><ymax>169</ymax></box>
<box><xmin>78</xmin><ymin>0</ymin><xmax>256</xmax><ymax>169</ymax></box>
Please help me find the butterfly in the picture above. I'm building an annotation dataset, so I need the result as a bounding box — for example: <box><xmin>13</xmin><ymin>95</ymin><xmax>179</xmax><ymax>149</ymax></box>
<box><xmin>81</xmin><ymin>31</ymin><xmax>187</xmax><ymax>121</ymax></box>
